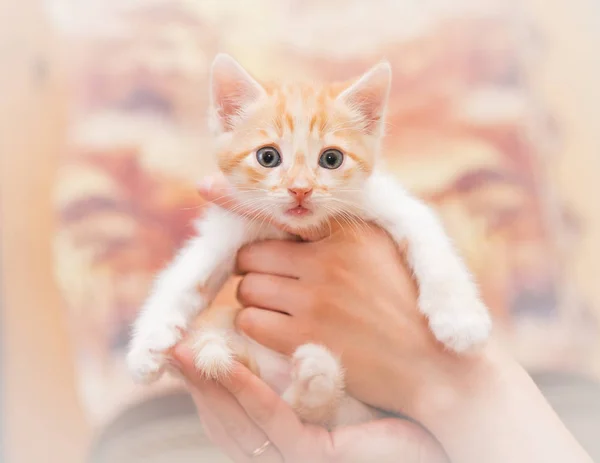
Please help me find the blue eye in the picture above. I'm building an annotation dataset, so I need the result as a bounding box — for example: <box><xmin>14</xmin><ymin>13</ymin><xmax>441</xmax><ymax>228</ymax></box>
<box><xmin>256</xmin><ymin>146</ymin><xmax>282</xmax><ymax>168</ymax></box>
<box><xmin>319</xmin><ymin>149</ymin><xmax>344</xmax><ymax>169</ymax></box>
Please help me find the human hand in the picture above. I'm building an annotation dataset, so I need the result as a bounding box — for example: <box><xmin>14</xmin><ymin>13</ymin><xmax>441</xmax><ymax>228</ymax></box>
<box><xmin>195</xmin><ymin>175</ymin><xmax>594</xmax><ymax>463</ymax></box>
<box><xmin>197</xmin><ymin>174</ymin><xmax>487</xmax><ymax>420</ymax></box>
<box><xmin>174</xmin><ymin>345</ymin><xmax>448</xmax><ymax>463</ymax></box>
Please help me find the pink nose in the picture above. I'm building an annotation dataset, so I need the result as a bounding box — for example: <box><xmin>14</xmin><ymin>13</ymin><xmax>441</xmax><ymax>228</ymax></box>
<box><xmin>288</xmin><ymin>187</ymin><xmax>313</xmax><ymax>202</ymax></box>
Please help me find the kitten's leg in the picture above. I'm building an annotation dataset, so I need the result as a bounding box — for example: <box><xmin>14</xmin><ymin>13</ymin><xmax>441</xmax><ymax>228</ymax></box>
<box><xmin>364</xmin><ymin>171</ymin><xmax>492</xmax><ymax>352</ymax></box>
<box><xmin>282</xmin><ymin>344</ymin><xmax>375</xmax><ymax>428</ymax></box>
<box><xmin>127</xmin><ymin>207</ymin><xmax>251</xmax><ymax>384</ymax></box>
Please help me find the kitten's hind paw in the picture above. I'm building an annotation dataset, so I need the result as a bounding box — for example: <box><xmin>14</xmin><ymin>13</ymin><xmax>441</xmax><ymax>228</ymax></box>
<box><xmin>284</xmin><ymin>344</ymin><xmax>344</xmax><ymax>412</ymax></box>
<box><xmin>429</xmin><ymin>301</ymin><xmax>492</xmax><ymax>353</ymax></box>
<box><xmin>192</xmin><ymin>331</ymin><xmax>235</xmax><ymax>380</ymax></box>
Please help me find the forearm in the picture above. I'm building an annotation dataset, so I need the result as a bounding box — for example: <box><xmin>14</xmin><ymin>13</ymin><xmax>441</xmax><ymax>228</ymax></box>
<box><xmin>405</xmin><ymin>344</ymin><xmax>593</xmax><ymax>463</ymax></box>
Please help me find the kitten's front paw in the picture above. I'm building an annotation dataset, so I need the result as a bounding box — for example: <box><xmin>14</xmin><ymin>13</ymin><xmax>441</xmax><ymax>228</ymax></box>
<box><xmin>287</xmin><ymin>344</ymin><xmax>344</xmax><ymax>408</ymax></box>
<box><xmin>428</xmin><ymin>299</ymin><xmax>492</xmax><ymax>353</ymax></box>
<box><xmin>127</xmin><ymin>326</ymin><xmax>184</xmax><ymax>384</ymax></box>
<box><xmin>127</xmin><ymin>345</ymin><xmax>167</xmax><ymax>384</ymax></box>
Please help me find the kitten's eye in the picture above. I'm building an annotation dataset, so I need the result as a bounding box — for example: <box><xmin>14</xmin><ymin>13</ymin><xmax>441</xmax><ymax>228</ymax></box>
<box><xmin>256</xmin><ymin>146</ymin><xmax>282</xmax><ymax>168</ymax></box>
<box><xmin>319</xmin><ymin>149</ymin><xmax>344</xmax><ymax>169</ymax></box>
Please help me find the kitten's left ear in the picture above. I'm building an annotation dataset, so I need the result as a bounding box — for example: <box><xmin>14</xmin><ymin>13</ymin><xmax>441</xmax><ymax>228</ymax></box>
<box><xmin>337</xmin><ymin>61</ymin><xmax>392</xmax><ymax>135</ymax></box>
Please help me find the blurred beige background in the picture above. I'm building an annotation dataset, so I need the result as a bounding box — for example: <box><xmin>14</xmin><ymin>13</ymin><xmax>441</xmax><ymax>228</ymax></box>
<box><xmin>1</xmin><ymin>0</ymin><xmax>599</xmax><ymax>462</ymax></box>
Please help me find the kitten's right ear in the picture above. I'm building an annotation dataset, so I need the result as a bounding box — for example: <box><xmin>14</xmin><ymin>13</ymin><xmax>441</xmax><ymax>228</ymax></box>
<box><xmin>210</xmin><ymin>53</ymin><xmax>266</xmax><ymax>132</ymax></box>
<box><xmin>337</xmin><ymin>61</ymin><xmax>391</xmax><ymax>135</ymax></box>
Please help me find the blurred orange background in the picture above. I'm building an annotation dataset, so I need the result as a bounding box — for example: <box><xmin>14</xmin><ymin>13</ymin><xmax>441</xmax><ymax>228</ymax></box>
<box><xmin>2</xmin><ymin>1</ymin><xmax>600</xmax><ymax>462</ymax></box>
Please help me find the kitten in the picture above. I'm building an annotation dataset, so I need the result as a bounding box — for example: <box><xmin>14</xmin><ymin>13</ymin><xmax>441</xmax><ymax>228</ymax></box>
<box><xmin>127</xmin><ymin>54</ymin><xmax>492</xmax><ymax>427</ymax></box>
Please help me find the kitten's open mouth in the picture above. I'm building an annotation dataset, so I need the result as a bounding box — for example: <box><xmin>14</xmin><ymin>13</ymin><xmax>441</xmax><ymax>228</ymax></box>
<box><xmin>286</xmin><ymin>205</ymin><xmax>312</xmax><ymax>217</ymax></box>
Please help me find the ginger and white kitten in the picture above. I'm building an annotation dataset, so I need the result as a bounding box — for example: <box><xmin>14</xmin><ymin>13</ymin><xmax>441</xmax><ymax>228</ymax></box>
<box><xmin>127</xmin><ymin>54</ymin><xmax>492</xmax><ymax>428</ymax></box>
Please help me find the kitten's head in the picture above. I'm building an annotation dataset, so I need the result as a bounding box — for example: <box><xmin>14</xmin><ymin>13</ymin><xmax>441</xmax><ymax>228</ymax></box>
<box><xmin>209</xmin><ymin>54</ymin><xmax>391</xmax><ymax>231</ymax></box>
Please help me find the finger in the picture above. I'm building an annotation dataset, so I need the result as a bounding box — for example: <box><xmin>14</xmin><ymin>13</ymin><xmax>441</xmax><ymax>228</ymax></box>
<box><xmin>197</xmin><ymin>173</ymin><xmax>237</xmax><ymax>208</ymax></box>
<box><xmin>221</xmin><ymin>362</ymin><xmax>307</xmax><ymax>456</ymax></box>
<box><xmin>330</xmin><ymin>418</ymin><xmax>449</xmax><ymax>463</ymax></box>
<box><xmin>236</xmin><ymin>273</ymin><xmax>312</xmax><ymax>314</ymax></box>
<box><xmin>196</xmin><ymin>402</ymin><xmax>254</xmax><ymax>462</ymax></box>
<box><xmin>236</xmin><ymin>240</ymin><xmax>312</xmax><ymax>278</ymax></box>
<box><xmin>197</xmin><ymin>395</ymin><xmax>283</xmax><ymax>463</ymax></box>
<box><xmin>175</xmin><ymin>345</ymin><xmax>283</xmax><ymax>462</ymax></box>
<box><xmin>236</xmin><ymin>307</ymin><xmax>307</xmax><ymax>356</ymax></box>
<box><xmin>191</xmin><ymin>381</ymin><xmax>283</xmax><ymax>462</ymax></box>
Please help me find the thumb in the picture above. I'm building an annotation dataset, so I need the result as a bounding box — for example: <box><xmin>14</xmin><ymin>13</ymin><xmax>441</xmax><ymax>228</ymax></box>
<box><xmin>197</xmin><ymin>173</ymin><xmax>238</xmax><ymax>210</ymax></box>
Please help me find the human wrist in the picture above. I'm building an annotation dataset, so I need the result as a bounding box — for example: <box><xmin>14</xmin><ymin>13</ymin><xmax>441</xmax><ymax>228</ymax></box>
<box><xmin>409</xmin><ymin>342</ymin><xmax>593</xmax><ymax>463</ymax></box>
<box><xmin>405</xmin><ymin>341</ymin><xmax>517</xmax><ymax>434</ymax></box>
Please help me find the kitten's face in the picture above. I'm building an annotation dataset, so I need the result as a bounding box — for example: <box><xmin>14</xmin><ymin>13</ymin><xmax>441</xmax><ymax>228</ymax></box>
<box><xmin>209</xmin><ymin>54</ymin><xmax>391</xmax><ymax>231</ymax></box>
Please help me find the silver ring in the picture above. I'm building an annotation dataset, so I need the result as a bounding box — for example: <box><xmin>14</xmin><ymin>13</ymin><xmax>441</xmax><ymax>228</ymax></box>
<box><xmin>250</xmin><ymin>439</ymin><xmax>271</xmax><ymax>458</ymax></box>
